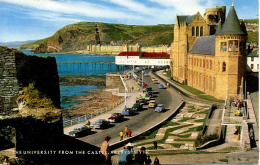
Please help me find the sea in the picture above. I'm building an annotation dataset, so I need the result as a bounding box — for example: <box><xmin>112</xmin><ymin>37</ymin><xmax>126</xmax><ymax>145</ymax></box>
<box><xmin>20</xmin><ymin>50</ymin><xmax>123</xmax><ymax>108</ymax></box>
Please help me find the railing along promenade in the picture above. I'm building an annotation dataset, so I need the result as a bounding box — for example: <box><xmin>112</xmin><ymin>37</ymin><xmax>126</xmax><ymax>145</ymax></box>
<box><xmin>63</xmin><ymin>97</ymin><xmax>125</xmax><ymax>127</ymax></box>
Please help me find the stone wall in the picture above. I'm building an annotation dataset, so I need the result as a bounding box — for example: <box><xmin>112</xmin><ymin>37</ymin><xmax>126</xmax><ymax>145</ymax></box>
<box><xmin>106</xmin><ymin>74</ymin><xmax>125</xmax><ymax>93</ymax></box>
<box><xmin>0</xmin><ymin>46</ymin><xmax>60</xmax><ymax>115</ymax></box>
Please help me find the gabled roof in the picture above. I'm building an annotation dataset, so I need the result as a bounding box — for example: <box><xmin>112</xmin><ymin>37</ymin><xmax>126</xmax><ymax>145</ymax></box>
<box><xmin>247</xmin><ymin>50</ymin><xmax>259</xmax><ymax>57</ymax></box>
<box><xmin>177</xmin><ymin>14</ymin><xmax>196</xmax><ymax>27</ymax></box>
<box><xmin>216</xmin><ymin>5</ymin><xmax>245</xmax><ymax>35</ymax></box>
<box><xmin>189</xmin><ymin>36</ymin><xmax>216</xmax><ymax>55</ymax></box>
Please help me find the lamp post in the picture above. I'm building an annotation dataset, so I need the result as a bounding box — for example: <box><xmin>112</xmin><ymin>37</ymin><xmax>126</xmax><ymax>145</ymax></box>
<box><xmin>142</xmin><ymin>70</ymin><xmax>144</xmax><ymax>92</ymax></box>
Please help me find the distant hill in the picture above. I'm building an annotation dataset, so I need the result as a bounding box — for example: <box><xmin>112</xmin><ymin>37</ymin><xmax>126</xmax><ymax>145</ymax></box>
<box><xmin>21</xmin><ymin>19</ymin><xmax>258</xmax><ymax>54</ymax></box>
<box><xmin>20</xmin><ymin>22</ymin><xmax>174</xmax><ymax>53</ymax></box>
<box><xmin>0</xmin><ymin>40</ymin><xmax>37</xmax><ymax>48</ymax></box>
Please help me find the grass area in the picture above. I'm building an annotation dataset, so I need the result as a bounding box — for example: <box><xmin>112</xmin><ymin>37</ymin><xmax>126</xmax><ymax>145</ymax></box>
<box><xmin>161</xmin><ymin>121</ymin><xmax>180</xmax><ymax>128</ymax></box>
<box><xmin>194</xmin><ymin>119</ymin><xmax>205</xmax><ymax>122</ymax></box>
<box><xmin>195</xmin><ymin>110</ymin><xmax>209</xmax><ymax>114</ymax></box>
<box><xmin>198</xmin><ymin>95</ymin><xmax>225</xmax><ymax>103</ymax></box>
<box><xmin>147</xmin><ymin>146</ymin><xmax>165</xmax><ymax>150</ymax></box>
<box><xmin>188</xmin><ymin>106</ymin><xmax>195</xmax><ymax>109</ymax></box>
<box><xmin>168</xmin><ymin>133</ymin><xmax>192</xmax><ymax>138</ymax></box>
<box><xmin>178</xmin><ymin>118</ymin><xmax>195</xmax><ymax>122</ymax></box>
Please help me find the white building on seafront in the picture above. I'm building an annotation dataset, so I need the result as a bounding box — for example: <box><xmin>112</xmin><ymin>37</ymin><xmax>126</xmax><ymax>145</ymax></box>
<box><xmin>115</xmin><ymin>52</ymin><xmax>170</xmax><ymax>67</ymax></box>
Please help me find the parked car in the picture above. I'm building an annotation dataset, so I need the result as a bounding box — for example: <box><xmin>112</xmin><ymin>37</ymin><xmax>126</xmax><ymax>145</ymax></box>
<box><xmin>108</xmin><ymin>113</ymin><xmax>124</xmax><ymax>123</ymax></box>
<box><xmin>69</xmin><ymin>125</ymin><xmax>91</xmax><ymax>138</ymax></box>
<box><xmin>132</xmin><ymin>103</ymin><xmax>142</xmax><ymax>111</ymax></box>
<box><xmin>139</xmin><ymin>98</ymin><xmax>147</xmax><ymax>105</ymax></box>
<box><xmin>148</xmin><ymin>100</ymin><xmax>157</xmax><ymax>108</ymax></box>
<box><xmin>158</xmin><ymin>84</ymin><xmax>164</xmax><ymax>89</ymax></box>
<box><xmin>146</xmin><ymin>86</ymin><xmax>152</xmax><ymax>92</ymax></box>
<box><xmin>145</xmin><ymin>94</ymin><xmax>151</xmax><ymax>101</ymax></box>
<box><xmin>147</xmin><ymin>91</ymin><xmax>153</xmax><ymax>97</ymax></box>
<box><xmin>143</xmin><ymin>83</ymin><xmax>148</xmax><ymax>88</ymax></box>
<box><xmin>152</xmin><ymin>79</ymin><xmax>158</xmax><ymax>84</ymax></box>
<box><xmin>155</xmin><ymin>104</ymin><xmax>165</xmax><ymax>112</ymax></box>
<box><xmin>121</xmin><ymin>106</ymin><xmax>135</xmax><ymax>116</ymax></box>
<box><xmin>93</xmin><ymin>119</ymin><xmax>110</xmax><ymax>129</ymax></box>
<box><xmin>151</xmin><ymin>77</ymin><xmax>155</xmax><ymax>81</ymax></box>
<box><xmin>144</xmin><ymin>73</ymin><xmax>149</xmax><ymax>77</ymax></box>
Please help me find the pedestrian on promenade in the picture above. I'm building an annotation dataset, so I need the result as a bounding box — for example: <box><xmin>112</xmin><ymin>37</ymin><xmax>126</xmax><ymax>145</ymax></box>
<box><xmin>132</xmin><ymin>86</ymin><xmax>134</xmax><ymax>91</ymax></box>
<box><xmin>139</xmin><ymin>95</ymin><xmax>142</xmax><ymax>99</ymax></box>
<box><xmin>153</xmin><ymin>141</ymin><xmax>157</xmax><ymax>150</ymax></box>
<box><xmin>128</xmin><ymin>129</ymin><xmax>132</xmax><ymax>137</ymax></box>
<box><xmin>154</xmin><ymin>157</ymin><xmax>160</xmax><ymax>165</ymax></box>
<box><xmin>100</xmin><ymin>136</ymin><xmax>111</xmax><ymax>164</ymax></box>
<box><xmin>120</xmin><ymin>130</ymin><xmax>124</xmax><ymax>141</ymax></box>
<box><xmin>125</xmin><ymin>125</ymin><xmax>128</xmax><ymax>137</ymax></box>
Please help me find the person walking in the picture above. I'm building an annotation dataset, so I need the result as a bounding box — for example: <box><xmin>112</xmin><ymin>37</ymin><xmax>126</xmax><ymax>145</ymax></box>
<box><xmin>125</xmin><ymin>125</ymin><xmax>128</xmax><ymax>137</ymax></box>
<box><xmin>128</xmin><ymin>129</ymin><xmax>132</xmax><ymax>137</ymax></box>
<box><xmin>120</xmin><ymin>130</ymin><xmax>124</xmax><ymax>141</ymax></box>
<box><xmin>145</xmin><ymin>156</ymin><xmax>152</xmax><ymax>165</ymax></box>
<box><xmin>153</xmin><ymin>141</ymin><xmax>157</xmax><ymax>150</ymax></box>
<box><xmin>100</xmin><ymin>136</ymin><xmax>111</xmax><ymax>164</ymax></box>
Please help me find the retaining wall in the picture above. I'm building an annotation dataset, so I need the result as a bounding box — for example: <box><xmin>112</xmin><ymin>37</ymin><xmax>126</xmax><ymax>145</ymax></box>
<box><xmin>0</xmin><ymin>46</ymin><xmax>60</xmax><ymax>115</ymax></box>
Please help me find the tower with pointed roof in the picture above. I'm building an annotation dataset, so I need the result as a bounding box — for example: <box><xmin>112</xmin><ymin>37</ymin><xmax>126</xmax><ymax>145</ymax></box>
<box><xmin>214</xmin><ymin>2</ymin><xmax>247</xmax><ymax>99</ymax></box>
<box><xmin>170</xmin><ymin>2</ymin><xmax>247</xmax><ymax>100</ymax></box>
<box><xmin>171</xmin><ymin>12</ymin><xmax>210</xmax><ymax>83</ymax></box>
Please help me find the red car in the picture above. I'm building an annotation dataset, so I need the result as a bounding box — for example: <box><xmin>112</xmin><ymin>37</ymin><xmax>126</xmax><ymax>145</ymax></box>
<box><xmin>151</xmin><ymin>77</ymin><xmax>156</xmax><ymax>81</ymax></box>
<box><xmin>108</xmin><ymin>113</ymin><xmax>124</xmax><ymax>123</ymax></box>
<box><xmin>143</xmin><ymin>83</ymin><xmax>148</xmax><ymax>88</ymax></box>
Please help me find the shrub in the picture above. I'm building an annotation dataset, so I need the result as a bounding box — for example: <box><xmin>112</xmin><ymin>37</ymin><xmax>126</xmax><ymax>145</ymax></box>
<box><xmin>17</xmin><ymin>82</ymin><xmax>54</xmax><ymax>110</ymax></box>
<box><xmin>195</xmin><ymin>133</ymin><xmax>219</xmax><ymax>146</ymax></box>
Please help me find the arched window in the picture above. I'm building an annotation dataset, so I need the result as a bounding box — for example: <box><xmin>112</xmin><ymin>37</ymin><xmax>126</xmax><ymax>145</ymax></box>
<box><xmin>222</xmin><ymin>62</ymin><xmax>226</xmax><ymax>72</ymax></box>
<box><xmin>192</xmin><ymin>27</ymin><xmax>195</xmax><ymax>36</ymax></box>
<box><xmin>196</xmin><ymin>27</ymin><xmax>199</xmax><ymax>36</ymax></box>
<box><xmin>200</xmin><ymin>27</ymin><xmax>203</xmax><ymax>36</ymax></box>
<box><xmin>210</xmin><ymin>60</ymin><xmax>212</xmax><ymax>70</ymax></box>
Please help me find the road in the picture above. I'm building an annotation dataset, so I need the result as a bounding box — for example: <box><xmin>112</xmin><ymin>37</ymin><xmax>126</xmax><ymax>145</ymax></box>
<box><xmin>77</xmin><ymin>72</ymin><xmax>184</xmax><ymax>147</ymax></box>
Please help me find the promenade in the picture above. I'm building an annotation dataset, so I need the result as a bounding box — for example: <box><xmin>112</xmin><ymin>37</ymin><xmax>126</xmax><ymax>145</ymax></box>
<box><xmin>63</xmin><ymin>69</ymin><xmax>259</xmax><ymax>165</ymax></box>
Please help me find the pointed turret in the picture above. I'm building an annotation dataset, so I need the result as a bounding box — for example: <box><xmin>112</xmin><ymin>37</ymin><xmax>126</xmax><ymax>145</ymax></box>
<box><xmin>240</xmin><ymin>20</ymin><xmax>248</xmax><ymax>37</ymax></box>
<box><xmin>217</xmin><ymin>4</ymin><xmax>245</xmax><ymax>35</ymax></box>
<box><xmin>215</xmin><ymin>19</ymin><xmax>222</xmax><ymax>35</ymax></box>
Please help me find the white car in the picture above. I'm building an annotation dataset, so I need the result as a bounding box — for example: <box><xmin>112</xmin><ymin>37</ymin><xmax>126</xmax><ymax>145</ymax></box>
<box><xmin>155</xmin><ymin>104</ymin><xmax>165</xmax><ymax>112</ymax></box>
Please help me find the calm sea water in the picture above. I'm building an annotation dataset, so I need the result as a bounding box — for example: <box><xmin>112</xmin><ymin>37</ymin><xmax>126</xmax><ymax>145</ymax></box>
<box><xmin>20</xmin><ymin>50</ymin><xmax>121</xmax><ymax>108</ymax></box>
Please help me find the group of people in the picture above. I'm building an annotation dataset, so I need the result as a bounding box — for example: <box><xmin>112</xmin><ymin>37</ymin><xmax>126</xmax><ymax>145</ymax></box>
<box><xmin>100</xmin><ymin>136</ymin><xmax>160</xmax><ymax>165</ymax></box>
<box><xmin>118</xmin><ymin>146</ymin><xmax>160</xmax><ymax>164</ymax></box>
<box><xmin>120</xmin><ymin>125</ymin><xmax>132</xmax><ymax>141</ymax></box>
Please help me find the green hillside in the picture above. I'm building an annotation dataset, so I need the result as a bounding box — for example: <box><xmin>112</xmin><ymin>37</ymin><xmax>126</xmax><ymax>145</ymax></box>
<box><xmin>20</xmin><ymin>22</ymin><xmax>174</xmax><ymax>53</ymax></box>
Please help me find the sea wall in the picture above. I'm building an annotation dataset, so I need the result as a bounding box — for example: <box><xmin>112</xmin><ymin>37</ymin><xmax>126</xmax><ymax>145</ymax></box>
<box><xmin>106</xmin><ymin>74</ymin><xmax>125</xmax><ymax>93</ymax></box>
<box><xmin>0</xmin><ymin>46</ymin><xmax>60</xmax><ymax>115</ymax></box>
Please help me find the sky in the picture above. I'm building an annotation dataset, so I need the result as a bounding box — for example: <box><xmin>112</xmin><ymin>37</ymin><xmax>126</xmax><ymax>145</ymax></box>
<box><xmin>0</xmin><ymin>0</ymin><xmax>259</xmax><ymax>42</ymax></box>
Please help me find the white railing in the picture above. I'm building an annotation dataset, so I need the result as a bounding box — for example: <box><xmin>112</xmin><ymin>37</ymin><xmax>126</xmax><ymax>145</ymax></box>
<box><xmin>63</xmin><ymin>98</ymin><xmax>125</xmax><ymax>127</ymax></box>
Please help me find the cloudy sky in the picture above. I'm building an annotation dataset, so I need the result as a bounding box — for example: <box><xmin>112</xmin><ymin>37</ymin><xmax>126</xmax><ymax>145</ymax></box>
<box><xmin>0</xmin><ymin>0</ymin><xmax>259</xmax><ymax>42</ymax></box>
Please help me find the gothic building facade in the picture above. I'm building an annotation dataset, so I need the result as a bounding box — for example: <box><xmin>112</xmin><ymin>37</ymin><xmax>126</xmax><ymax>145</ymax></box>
<box><xmin>170</xmin><ymin>3</ymin><xmax>247</xmax><ymax>100</ymax></box>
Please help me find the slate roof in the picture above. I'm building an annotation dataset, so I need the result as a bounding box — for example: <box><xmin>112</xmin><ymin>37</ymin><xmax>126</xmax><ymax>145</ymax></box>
<box><xmin>215</xmin><ymin>20</ymin><xmax>222</xmax><ymax>34</ymax></box>
<box><xmin>247</xmin><ymin>50</ymin><xmax>259</xmax><ymax>57</ymax></box>
<box><xmin>177</xmin><ymin>14</ymin><xmax>196</xmax><ymax>27</ymax></box>
<box><xmin>189</xmin><ymin>36</ymin><xmax>216</xmax><ymax>55</ymax></box>
<box><xmin>216</xmin><ymin>5</ymin><xmax>245</xmax><ymax>35</ymax></box>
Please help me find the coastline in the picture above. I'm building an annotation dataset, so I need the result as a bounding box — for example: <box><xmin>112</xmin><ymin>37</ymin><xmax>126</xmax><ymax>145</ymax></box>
<box><xmin>60</xmin><ymin>75</ymin><xmax>123</xmax><ymax>119</ymax></box>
